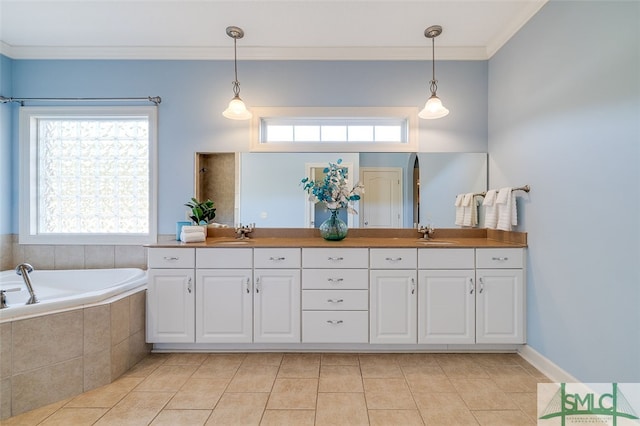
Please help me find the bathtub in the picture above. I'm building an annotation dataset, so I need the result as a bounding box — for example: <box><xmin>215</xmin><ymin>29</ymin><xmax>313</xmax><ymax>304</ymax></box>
<box><xmin>0</xmin><ymin>267</ymin><xmax>147</xmax><ymax>321</ymax></box>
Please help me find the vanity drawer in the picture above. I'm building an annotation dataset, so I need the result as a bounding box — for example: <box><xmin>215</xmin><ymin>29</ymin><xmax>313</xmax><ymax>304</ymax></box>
<box><xmin>418</xmin><ymin>248</ymin><xmax>475</xmax><ymax>269</ymax></box>
<box><xmin>302</xmin><ymin>290</ymin><xmax>368</xmax><ymax>311</ymax></box>
<box><xmin>302</xmin><ymin>248</ymin><xmax>369</xmax><ymax>268</ymax></box>
<box><xmin>476</xmin><ymin>248</ymin><xmax>524</xmax><ymax>269</ymax></box>
<box><xmin>370</xmin><ymin>248</ymin><xmax>417</xmax><ymax>269</ymax></box>
<box><xmin>148</xmin><ymin>248</ymin><xmax>195</xmax><ymax>268</ymax></box>
<box><xmin>302</xmin><ymin>311</ymin><xmax>369</xmax><ymax>343</ymax></box>
<box><xmin>254</xmin><ymin>248</ymin><xmax>301</xmax><ymax>268</ymax></box>
<box><xmin>302</xmin><ymin>269</ymin><xmax>369</xmax><ymax>290</ymax></box>
<box><xmin>196</xmin><ymin>248</ymin><xmax>252</xmax><ymax>269</ymax></box>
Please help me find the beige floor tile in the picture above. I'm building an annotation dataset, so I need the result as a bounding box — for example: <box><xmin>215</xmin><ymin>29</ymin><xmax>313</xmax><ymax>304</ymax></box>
<box><xmin>0</xmin><ymin>399</ymin><xmax>70</xmax><ymax>426</ymax></box>
<box><xmin>441</xmin><ymin>363</ymin><xmax>490</xmax><ymax>379</ymax></box>
<box><xmin>471</xmin><ymin>353</ymin><xmax>523</xmax><ymax>367</ymax></box>
<box><xmin>266</xmin><ymin>392</ymin><xmax>317</xmax><ymax>410</ymax></box>
<box><xmin>193</xmin><ymin>363</ymin><xmax>240</xmax><ymax>379</ymax></box>
<box><xmin>135</xmin><ymin>364</ymin><xmax>198</xmax><ymax>392</ymax></box>
<box><xmin>319</xmin><ymin>365</ymin><xmax>363</xmax><ymax>392</ymax></box>
<box><xmin>150</xmin><ymin>409</ymin><xmax>212</xmax><ymax>426</ymax></box>
<box><xmin>472</xmin><ymin>409</ymin><xmax>535</xmax><ymax>425</ymax></box>
<box><xmin>368</xmin><ymin>409</ymin><xmax>424</xmax><ymax>426</ymax></box>
<box><xmin>420</xmin><ymin>408</ymin><xmax>479</xmax><ymax>425</ymax></box>
<box><xmin>397</xmin><ymin>353</ymin><xmax>441</xmax><ymax>367</ymax></box>
<box><xmin>260</xmin><ymin>409</ymin><xmax>315</xmax><ymax>425</ymax></box>
<box><xmin>401</xmin><ymin>364</ymin><xmax>447</xmax><ymax>377</ymax></box>
<box><xmin>449</xmin><ymin>378</ymin><xmax>501</xmax><ymax>394</ymax></box>
<box><xmin>206</xmin><ymin>393</ymin><xmax>268</xmax><ymax>425</ymax></box>
<box><xmin>272</xmin><ymin>378</ymin><xmax>318</xmax><ymax>393</ymax></box>
<box><xmin>507</xmin><ymin>392</ymin><xmax>537</xmax><ymax>420</ymax></box>
<box><xmin>491</xmin><ymin>374</ymin><xmax>540</xmax><ymax>393</ymax></box>
<box><xmin>123</xmin><ymin>354</ymin><xmax>168</xmax><ymax>378</ymax></box>
<box><xmin>405</xmin><ymin>375</ymin><xmax>457</xmax><ymax>393</ymax></box>
<box><xmin>282</xmin><ymin>353</ymin><xmax>321</xmax><ymax>365</ymax></box>
<box><xmin>164</xmin><ymin>353</ymin><xmax>209</xmax><ymax>366</ymax></box>
<box><xmin>413</xmin><ymin>392</ymin><xmax>468</xmax><ymax>412</ymax></box>
<box><xmin>94</xmin><ymin>391</ymin><xmax>174</xmax><ymax>426</ymax></box>
<box><xmin>316</xmin><ymin>393</ymin><xmax>369</xmax><ymax>426</ymax></box>
<box><xmin>360</xmin><ymin>363</ymin><xmax>404</xmax><ymax>378</ymax></box>
<box><xmin>165</xmin><ymin>378</ymin><xmax>229</xmax><ymax>409</ymax></box>
<box><xmin>434</xmin><ymin>353</ymin><xmax>478</xmax><ymax>368</ymax></box>
<box><xmin>363</xmin><ymin>378</ymin><xmax>415</xmax><ymax>409</ymax></box>
<box><xmin>321</xmin><ymin>353</ymin><xmax>360</xmax><ymax>365</ymax></box>
<box><xmin>458</xmin><ymin>391</ymin><xmax>519</xmax><ymax>410</ymax></box>
<box><xmin>66</xmin><ymin>377</ymin><xmax>144</xmax><ymax>408</ymax></box>
<box><xmin>277</xmin><ymin>363</ymin><xmax>320</xmax><ymax>378</ymax></box>
<box><xmin>39</xmin><ymin>407</ymin><xmax>108</xmax><ymax>425</ymax></box>
<box><xmin>243</xmin><ymin>353</ymin><xmax>284</xmax><ymax>366</ymax></box>
<box><xmin>358</xmin><ymin>353</ymin><xmax>399</xmax><ymax>367</ymax></box>
<box><xmin>204</xmin><ymin>353</ymin><xmax>247</xmax><ymax>367</ymax></box>
<box><xmin>226</xmin><ymin>365</ymin><xmax>278</xmax><ymax>392</ymax></box>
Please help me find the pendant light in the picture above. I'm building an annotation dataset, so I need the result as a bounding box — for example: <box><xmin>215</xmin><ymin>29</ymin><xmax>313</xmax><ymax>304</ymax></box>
<box><xmin>222</xmin><ymin>26</ymin><xmax>252</xmax><ymax>120</ymax></box>
<box><xmin>418</xmin><ymin>25</ymin><xmax>449</xmax><ymax>120</ymax></box>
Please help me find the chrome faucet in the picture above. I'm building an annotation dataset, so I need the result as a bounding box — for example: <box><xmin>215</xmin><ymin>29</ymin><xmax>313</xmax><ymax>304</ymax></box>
<box><xmin>235</xmin><ymin>223</ymin><xmax>255</xmax><ymax>240</ymax></box>
<box><xmin>417</xmin><ymin>223</ymin><xmax>435</xmax><ymax>240</ymax></box>
<box><xmin>15</xmin><ymin>263</ymin><xmax>38</xmax><ymax>305</ymax></box>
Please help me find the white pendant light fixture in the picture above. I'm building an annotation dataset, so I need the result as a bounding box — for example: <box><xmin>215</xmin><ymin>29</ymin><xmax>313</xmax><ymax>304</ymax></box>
<box><xmin>419</xmin><ymin>25</ymin><xmax>449</xmax><ymax>120</ymax></box>
<box><xmin>222</xmin><ymin>26</ymin><xmax>252</xmax><ymax>120</ymax></box>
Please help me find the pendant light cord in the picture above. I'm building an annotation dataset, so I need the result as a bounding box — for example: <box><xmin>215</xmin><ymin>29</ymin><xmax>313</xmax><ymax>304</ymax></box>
<box><xmin>430</xmin><ymin>37</ymin><xmax>438</xmax><ymax>96</ymax></box>
<box><xmin>232</xmin><ymin>37</ymin><xmax>241</xmax><ymax>97</ymax></box>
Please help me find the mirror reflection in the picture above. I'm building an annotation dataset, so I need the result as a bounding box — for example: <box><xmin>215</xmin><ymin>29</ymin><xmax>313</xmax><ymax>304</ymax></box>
<box><xmin>196</xmin><ymin>152</ymin><xmax>487</xmax><ymax>229</ymax></box>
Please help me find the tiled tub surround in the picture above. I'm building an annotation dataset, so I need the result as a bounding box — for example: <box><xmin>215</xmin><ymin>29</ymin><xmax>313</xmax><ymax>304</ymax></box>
<box><xmin>0</xmin><ymin>289</ymin><xmax>152</xmax><ymax>419</ymax></box>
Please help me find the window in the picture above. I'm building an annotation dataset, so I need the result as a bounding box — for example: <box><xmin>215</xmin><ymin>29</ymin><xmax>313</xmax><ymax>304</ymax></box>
<box><xmin>19</xmin><ymin>106</ymin><xmax>157</xmax><ymax>244</ymax></box>
<box><xmin>250</xmin><ymin>107</ymin><xmax>418</xmax><ymax>152</ymax></box>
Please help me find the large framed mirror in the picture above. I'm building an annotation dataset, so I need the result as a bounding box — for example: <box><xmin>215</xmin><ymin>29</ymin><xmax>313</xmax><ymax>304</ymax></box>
<box><xmin>195</xmin><ymin>152</ymin><xmax>487</xmax><ymax>229</ymax></box>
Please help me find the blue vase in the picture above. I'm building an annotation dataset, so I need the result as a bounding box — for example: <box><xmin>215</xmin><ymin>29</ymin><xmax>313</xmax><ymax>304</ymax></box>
<box><xmin>319</xmin><ymin>209</ymin><xmax>348</xmax><ymax>241</ymax></box>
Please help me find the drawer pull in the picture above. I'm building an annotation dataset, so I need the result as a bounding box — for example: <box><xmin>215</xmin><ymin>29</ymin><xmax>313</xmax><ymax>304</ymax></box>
<box><xmin>327</xmin><ymin>256</ymin><xmax>344</xmax><ymax>261</ymax></box>
<box><xmin>163</xmin><ymin>256</ymin><xmax>179</xmax><ymax>261</ymax></box>
<box><xmin>479</xmin><ymin>277</ymin><xmax>484</xmax><ymax>294</ymax></box>
<box><xmin>187</xmin><ymin>277</ymin><xmax>192</xmax><ymax>294</ymax></box>
<box><xmin>327</xmin><ymin>278</ymin><xmax>344</xmax><ymax>283</ymax></box>
<box><xmin>326</xmin><ymin>320</ymin><xmax>344</xmax><ymax>325</ymax></box>
<box><xmin>269</xmin><ymin>256</ymin><xmax>286</xmax><ymax>261</ymax></box>
<box><xmin>492</xmin><ymin>257</ymin><xmax>509</xmax><ymax>261</ymax></box>
<box><xmin>385</xmin><ymin>257</ymin><xmax>403</xmax><ymax>262</ymax></box>
<box><xmin>245</xmin><ymin>277</ymin><xmax>251</xmax><ymax>294</ymax></box>
<box><xmin>255</xmin><ymin>277</ymin><xmax>261</xmax><ymax>293</ymax></box>
<box><xmin>327</xmin><ymin>298</ymin><xmax>344</xmax><ymax>303</ymax></box>
<box><xmin>411</xmin><ymin>278</ymin><xmax>416</xmax><ymax>295</ymax></box>
<box><xmin>469</xmin><ymin>278</ymin><xmax>474</xmax><ymax>294</ymax></box>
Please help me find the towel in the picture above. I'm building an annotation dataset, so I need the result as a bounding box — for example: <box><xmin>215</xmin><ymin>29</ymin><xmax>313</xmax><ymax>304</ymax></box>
<box><xmin>181</xmin><ymin>225</ymin><xmax>206</xmax><ymax>234</ymax></box>
<box><xmin>496</xmin><ymin>187</ymin><xmax>517</xmax><ymax>231</ymax></box>
<box><xmin>483</xmin><ymin>189</ymin><xmax>499</xmax><ymax>229</ymax></box>
<box><xmin>455</xmin><ymin>194</ymin><xmax>465</xmax><ymax>226</ymax></box>
<box><xmin>461</xmin><ymin>193</ymin><xmax>477</xmax><ymax>227</ymax></box>
<box><xmin>180</xmin><ymin>231</ymin><xmax>206</xmax><ymax>243</ymax></box>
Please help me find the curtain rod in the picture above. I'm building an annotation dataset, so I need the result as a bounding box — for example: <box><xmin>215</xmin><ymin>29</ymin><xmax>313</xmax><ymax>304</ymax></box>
<box><xmin>0</xmin><ymin>95</ymin><xmax>161</xmax><ymax>105</ymax></box>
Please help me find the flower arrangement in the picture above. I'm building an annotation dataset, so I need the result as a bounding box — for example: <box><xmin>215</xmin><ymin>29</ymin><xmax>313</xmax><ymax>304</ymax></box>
<box><xmin>300</xmin><ymin>159</ymin><xmax>365</xmax><ymax>214</ymax></box>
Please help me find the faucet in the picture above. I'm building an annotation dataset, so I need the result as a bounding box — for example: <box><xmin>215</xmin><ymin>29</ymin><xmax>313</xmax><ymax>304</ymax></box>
<box><xmin>15</xmin><ymin>263</ymin><xmax>38</xmax><ymax>305</ymax></box>
<box><xmin>235</xmin><ymin>223</ymin><xmax>255</xmax><ymax>240</ymax></box>
<box><xmin>417</xmin><ymin>223</ymin><xmax>435</xmax><ymax>240</ymax></box>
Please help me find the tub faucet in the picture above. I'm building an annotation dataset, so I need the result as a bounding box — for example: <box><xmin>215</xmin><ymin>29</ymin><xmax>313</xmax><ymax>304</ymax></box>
<box><xmin>15</xmin><ymin>263</ymin><xmax>38</xmax><ymax>305</ymax></box>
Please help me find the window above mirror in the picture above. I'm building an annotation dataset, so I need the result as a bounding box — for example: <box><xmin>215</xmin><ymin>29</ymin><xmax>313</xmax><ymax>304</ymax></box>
<box><xmin>250</xmin><ymin>107</ymin><xmax>418</xmax><ymax>152</ymax></box>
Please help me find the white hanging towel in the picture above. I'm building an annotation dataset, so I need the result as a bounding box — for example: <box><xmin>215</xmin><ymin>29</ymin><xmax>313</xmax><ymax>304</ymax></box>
<box><xmin>455</xmin><ymin>194</ymin><xmax>465</xmax><ymax>226</ymax></box>
<box><xmin>483</xmin><ymin>189</ymin><xmax>498</xmax><ymax>229</ymax></box>
<box><xmin>461</xmin><ymin>193</ymin><xmax>475</xmax><ymax>227</ymax></box>
<box><xmin>496</xmin><ymin>187</ymin><xmax>517</xmax><ymax>231</ymax></box>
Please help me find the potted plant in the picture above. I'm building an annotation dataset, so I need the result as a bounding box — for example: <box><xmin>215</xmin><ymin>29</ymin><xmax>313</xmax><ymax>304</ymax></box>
<box><xmin>185</xmin><ymin>198</ymin><xmax>216</xmax><ymax>225</ymax></box>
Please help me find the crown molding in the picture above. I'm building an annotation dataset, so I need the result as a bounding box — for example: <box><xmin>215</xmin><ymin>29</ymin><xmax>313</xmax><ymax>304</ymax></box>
<box><xmin>486</xmin><ymin>0</ymin><xmax>549</xmax><ymax>58</ymax></box>
<box><xmin>0</xmin><ymin>44</ymin><xmax>489</xmax><ymax>61</ymax></box>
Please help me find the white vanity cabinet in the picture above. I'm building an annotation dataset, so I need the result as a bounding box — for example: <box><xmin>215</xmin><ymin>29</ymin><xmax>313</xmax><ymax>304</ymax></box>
<box><xmin>417</xmin><ymin>249</ymin><xmax>476</xmax><ymax>344</ymax></box>
<box><xmin>301</xmin><ymin>248</ymin><xmax>369</xmax><ymax>343</ymax></box>
<box><xmin>369</xmin><ymin>248</ymin><xmax>417</xmax><ymax>344</ymax></box>
<box><xmin>195</xmin><ymin>248</ymin><xmax>253</xmax><ymax>343</ymax></box>
<box><xmin>475</xmin><ymin>248</ymin><xmax>525</xmax><ymax>344</ymax></box>
<box><xmin>253</xmin><ymin>248</ymin><xmax>301</xmax><ymax>343</ymax></box>
<box><xmin>146</xmin><ymin>248</ymin><xmax>196</xmax><ymax>343</ymax></box>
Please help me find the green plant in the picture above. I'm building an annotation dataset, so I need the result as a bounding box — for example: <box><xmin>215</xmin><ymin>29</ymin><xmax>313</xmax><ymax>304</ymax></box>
<box><xmin>185</xmin><ymin>198</ymin><xmax>216</xmax><ymax>224</ymax></box>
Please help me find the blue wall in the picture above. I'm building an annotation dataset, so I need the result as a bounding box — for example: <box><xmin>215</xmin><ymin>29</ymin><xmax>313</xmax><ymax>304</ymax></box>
<box><xmin>488</xmin><ymin>1</ymin><xmax>640</xmax><ymax>381</ymax></box>
<box><xmin>4</xmin><ymin>59</ymin><xmax>488</xmax><ymax>234</ymax></box>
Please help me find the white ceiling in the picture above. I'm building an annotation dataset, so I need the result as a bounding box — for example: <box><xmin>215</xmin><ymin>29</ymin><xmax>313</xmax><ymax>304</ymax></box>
<box><xmin>0</xmin><ymin>0</ymin><xmax>548</xmax><ymax>60</ymax></box>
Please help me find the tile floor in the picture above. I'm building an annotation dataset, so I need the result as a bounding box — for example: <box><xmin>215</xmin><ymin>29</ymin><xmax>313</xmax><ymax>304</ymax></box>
<box><xmin>3</xmin><ymin>352</ymin><xmax>549</xmax><ymax>425</ymax></box>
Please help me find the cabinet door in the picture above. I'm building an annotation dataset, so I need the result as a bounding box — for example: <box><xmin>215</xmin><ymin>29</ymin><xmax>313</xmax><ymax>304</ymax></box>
<box><xmin>370</xmin><ymin>270</ymin><xmax>417</xmax><ymax>344</ymax></box>
<box><xmin>196</xmin><ymin>269</ymin><xmax>253</xmax><ymax>343</ymax></box>
<box><xmin>146</xmin><ymin>269</ymin><xmax>195</xmax><ymax>343</ymax></box>
<box><xmin>418</xmin><ymin>270</ymin><xmax>475</xmax><ymax>344</ymax></box>
<box><xmin>254</xmin><ymin>269</ymin><xmax>301</xmax><ymax>343</ymax></box>
<box><xmin>476</xmin><ymin>269</ymin><xmax>525</xmax><ymax>344</ymax></box>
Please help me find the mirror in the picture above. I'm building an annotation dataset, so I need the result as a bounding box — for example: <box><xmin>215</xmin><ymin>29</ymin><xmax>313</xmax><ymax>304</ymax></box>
<box><xmin>196</xmin><ymin>152</ymin><xmax>487</xmax><ymax>229</ymax></box>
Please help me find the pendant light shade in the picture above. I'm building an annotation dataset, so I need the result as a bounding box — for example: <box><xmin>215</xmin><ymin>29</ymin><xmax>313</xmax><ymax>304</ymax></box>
<box><xmin>419</xmin><ymin>25</ymin><xmax>449</xmax><ymax>120</ymax></box>
<box><xmin>222</xmin><ymin>26</ymin><xmax>252</xmax><ymax>120</ymax></box>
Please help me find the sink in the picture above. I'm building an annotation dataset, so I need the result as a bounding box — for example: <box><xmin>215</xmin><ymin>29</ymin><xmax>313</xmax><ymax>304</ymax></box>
<box><xmin>416</xmin><ymin>240</ymin><xmax>455</xmax><ymax>245</ymax></box>
<box><xmin>214</xmin><ymin>240</ymin><xmax>252</xmax><ymax>245</ymax></box>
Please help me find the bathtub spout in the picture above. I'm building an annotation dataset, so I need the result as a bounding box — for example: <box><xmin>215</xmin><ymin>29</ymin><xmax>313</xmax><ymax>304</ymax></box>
<box><xmin>15</xmin><ymin>263</ymin><xmax>38</xmax><ymax>305</ymax></box>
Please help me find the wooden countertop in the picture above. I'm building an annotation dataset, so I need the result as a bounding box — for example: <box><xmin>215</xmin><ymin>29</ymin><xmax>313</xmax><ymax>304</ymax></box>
<box><xmin>149</xmin><ymin>228</ymin><xmax>527</xmax><ymax>249</ymax></box>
